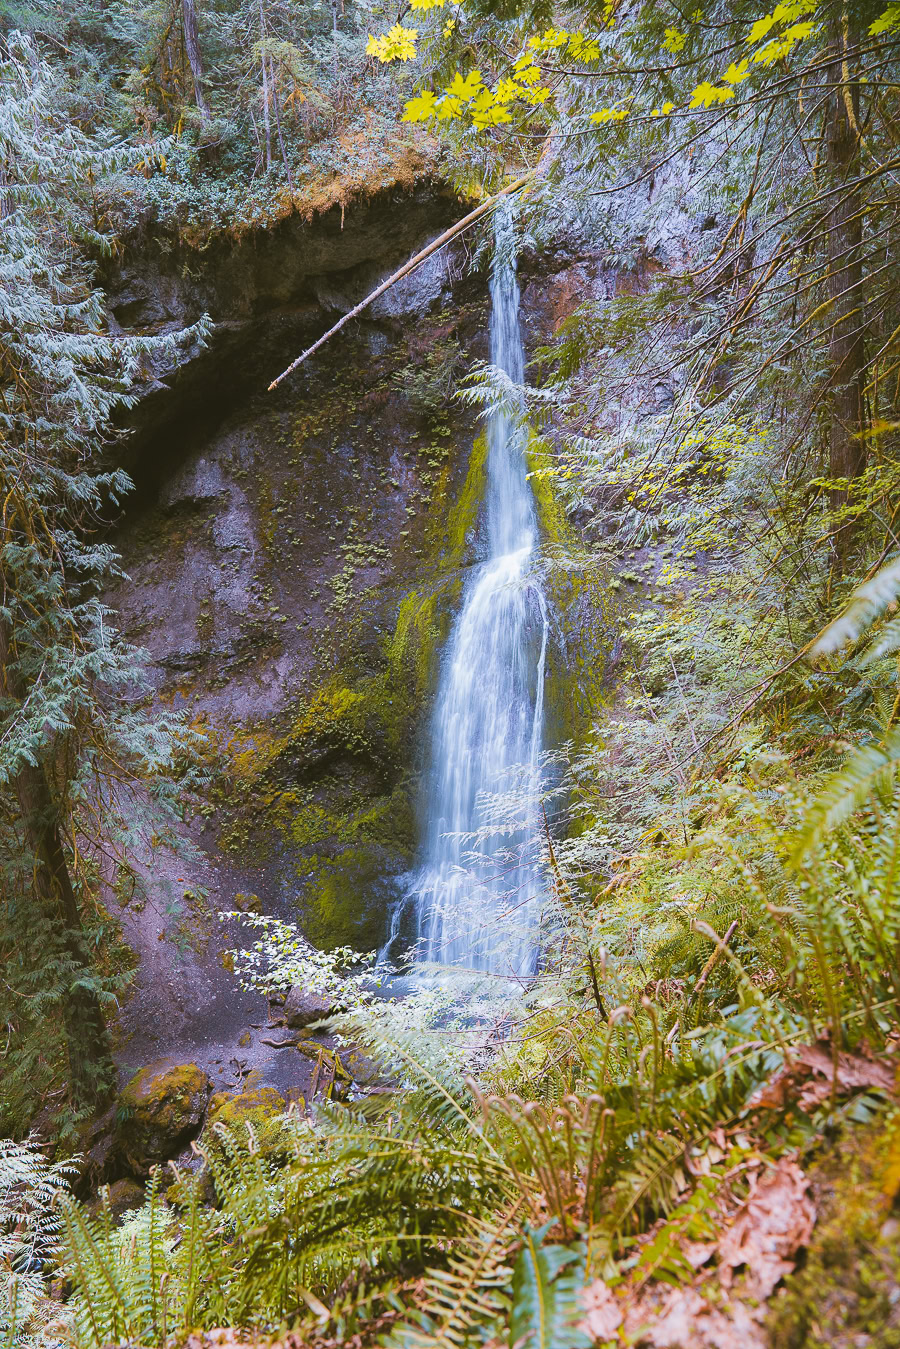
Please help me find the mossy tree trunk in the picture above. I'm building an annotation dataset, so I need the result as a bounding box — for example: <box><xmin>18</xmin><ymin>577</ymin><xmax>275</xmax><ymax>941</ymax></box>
<box><xmin>182</xmin><ymin>0</ymin><xmax>210</xmax><ymax>120</ymax></box>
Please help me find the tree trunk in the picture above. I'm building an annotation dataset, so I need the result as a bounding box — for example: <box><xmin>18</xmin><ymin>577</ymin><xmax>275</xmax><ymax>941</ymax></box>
<box><xmin>269</xmin><ymin>53</ymin><xmax>294</xmax><ymax>192</ymax></box>
<box><xmin>0</xmin><ymin>615</ymin><xmax>114</xmax><ymax>1112</ymax></box>
<box><xmin>825</xmin><ymin>6</ymin><xmax>866</xmax><ymax>551</ymax></box>
<box><xmin>182</xmin><ymin>0</ymin><xmax>209</xmax><ymax>119</ymax></box>
<box><xmin>258</xmin><ymin>0</ymin><xmax>272</xmax><ymax>171</ymax></box>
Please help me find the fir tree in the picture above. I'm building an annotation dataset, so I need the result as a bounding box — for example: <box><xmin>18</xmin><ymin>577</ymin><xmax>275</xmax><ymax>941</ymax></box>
<box><xmin>0</xmin><ymin>30</ymin><xmax>204</xmax><ymax>1123</ymax></box>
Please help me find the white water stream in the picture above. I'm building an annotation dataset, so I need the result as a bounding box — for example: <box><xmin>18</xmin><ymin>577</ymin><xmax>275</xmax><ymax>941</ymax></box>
<box><xmin>407</xmin><ymin>204</ymin><xmax>549</xmax><ymax>981</ymax></box>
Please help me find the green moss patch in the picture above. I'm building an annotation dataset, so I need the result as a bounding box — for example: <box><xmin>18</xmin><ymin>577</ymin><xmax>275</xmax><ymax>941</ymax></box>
<box><xmin>768</xmin><ymin>1108</ymin><xmax>900</xmax><ymax>1347</ymax></box>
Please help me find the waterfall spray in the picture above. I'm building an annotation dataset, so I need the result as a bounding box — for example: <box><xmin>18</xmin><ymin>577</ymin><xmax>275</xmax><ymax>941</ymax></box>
<box><xmin>406</xmin><ymin>201</ymin><xmax>549</xmax><ymax>981</ymax></box>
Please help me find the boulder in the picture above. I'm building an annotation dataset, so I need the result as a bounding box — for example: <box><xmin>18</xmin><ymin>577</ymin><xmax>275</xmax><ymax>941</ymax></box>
<box><xmin>73</xmin><ymin>1104</ymin><xmax>119</xmax><ymax>1191</ymax></box>
<box><xmin>202</xmin><ymin>1087</ymin><xmax>289</xmax><ymax>1180</ymax></box>
<box><xmin>117</xmin><ymin>1061</ymin><xmax>211</xmax><ymax>1177</ymax></box>
<box><xmin>92</xmin><ymin>1178</ymin><xmax>146</xmax><ymax>1221</ymax></box>
<box><xmin>283</xmin><ymin>986</ymin><xmax>335</xmax><ymax>1029</ymax></box>
<box><xmin>206</xmin><ymin>1085</ymin><xmax>286</xmax><ymax>1132</ymax></box>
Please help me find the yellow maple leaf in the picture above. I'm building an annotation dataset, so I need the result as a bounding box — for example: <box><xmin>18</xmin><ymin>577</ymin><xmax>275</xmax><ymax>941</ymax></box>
<box><xmin>722</xmin><ymin>58</ymin><xmax>750</xmax><ymax>82</ymax></box>
<box><xmin>471</xmin><ymin>94</ymin><xmax>513</xmax><ymax>127</ymax></box>
<box><xmin>529</xmin><ymin>27</ymin><xmax>569</xmax><ymax>50</ymax></box>
<box><xmin>469</xmin><ymin>87</ymin><xmax>495</xmax><ymax>113</ymax></box>
<box><xmin>752</xmin><ymin>20</ymin><xmax>814</xmax><ymax>62</ymax></box>
<box><xmin>689</xmin><ymin>80</ymin><xmax>735</xmax><ymax>106</ymax></box>
<box><xmin>402</xmin><ymin>89</ymin><xmax>438</xmax><ymax>122</ymax></box>
<box><xmin>493</xmin><ymin>78</ymin><xmax>521</xmax><ymax>104</ymax></box>
<box><xmin>517</xmin><ymin>63</ymin><xmax>543</xmax><ymax>85</ymax></box>
<box><xmin>772</xmin><ymin>0</ymin><xmax>816</xmax><ymax>20</ymax></box>
<box><xmin>746</xmin><ymin>12</ymin><xmax>778</xmax><ymax>43</ymax></box>
<box><xmin>409</xmin><ymin>0</ymin><xmax>447</xmax><ymax>7</ymax></box>
<box><xmin>366</xmin><ymin>23</ymin><xmax>419</xmax><ymax>62</ymax></box>
<box><xmin>568</xmin><ymin>31</ymin><xmax>601</xmax><ymax>60</ymax></box>
<box><xmin>591</xmin><ymin>105</ymin><xmax>630</xmax><ymax>122</ymax></box>
<box><xmin>444</xmin><ymin>68</ymin><xmax>484</xmax><ymax>100</ymax></box>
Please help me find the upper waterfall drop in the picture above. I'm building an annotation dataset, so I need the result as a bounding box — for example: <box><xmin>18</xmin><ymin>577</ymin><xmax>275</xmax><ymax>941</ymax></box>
<box><xmin>409</xmin><ymin>201</ymin><xmax>550</xmax><ymax>981</ymax></box>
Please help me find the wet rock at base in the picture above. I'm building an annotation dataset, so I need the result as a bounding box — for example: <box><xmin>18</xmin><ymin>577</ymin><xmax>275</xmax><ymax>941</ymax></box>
<box><xmin>282</xmin><ymin>987</ymin><xmax>335</xmax><ymax>1029</ymax></box>
<box><xmin>74</xmin><ymin>1104</ymin><xmax>119</xmax><ymax>1192</ymax></box>
<box><xmin>92</xmin><ymin>1178</ymin><xmax>146</xmax><ymax>1221</ymax></box>
<box><xmin>117</xmin><ymin>1061</ymin><xmax>211</xmax><ymax>1177</ymax></box>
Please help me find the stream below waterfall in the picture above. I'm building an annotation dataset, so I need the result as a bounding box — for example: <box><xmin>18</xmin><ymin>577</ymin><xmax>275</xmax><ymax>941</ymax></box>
<box><xmin>396</xmin><ymin>203</ymin><xmax>550</xmax><ymax>982</ymax></box>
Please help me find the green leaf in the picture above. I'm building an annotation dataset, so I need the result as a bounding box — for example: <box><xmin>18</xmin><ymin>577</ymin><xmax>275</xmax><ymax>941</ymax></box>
<box><xmin>870</xmin><ymin>3</ymin><xmax>900</xmax><ymax>31</ymax></box>
<box><xmin>510</xmin><ymin>1227</ymin><xmax>591</xmax><ymax>1349</ymax></box>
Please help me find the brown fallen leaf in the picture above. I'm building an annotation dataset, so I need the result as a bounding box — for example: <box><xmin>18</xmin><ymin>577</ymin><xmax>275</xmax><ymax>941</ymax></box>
<box><xmin>750</xmin><ymin>1038</ymin><xmax>896</xmax><ymax>1113</ymax></box>
<box><xmin>796</xmin><ymin>1040</ymin><xmax>895</xmax><ymax>1093</ymax></box>
<box><xmin>716</xmin><ymin>1156</ymin><xmax>815</xmax><ymax>1296</ymax></box>
<box><xmin>579</xmin><ymin>1158</ymin><xmax>815</xmax><ymax>1348</ymax></box>
<box><xmin>577</xmin><ymin>1279</ymin><xmax>624</xmax><ymax>1342</ymax></box>
<box><xmin>624</xmin><ymin>1285</ymin><xmax>770</xmax><ymax>1349</ymax></box>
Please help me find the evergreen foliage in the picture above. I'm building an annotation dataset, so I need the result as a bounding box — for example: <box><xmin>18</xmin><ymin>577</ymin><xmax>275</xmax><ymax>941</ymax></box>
<box><xmin>0</xmin><ymin>31</ymin><xmax>204</xmax><ymax>1133</ymax></box>
<box><xmin>0</xmin><ymin>0</ymin><xmax>425</xmax><ymax>240</ymax></box>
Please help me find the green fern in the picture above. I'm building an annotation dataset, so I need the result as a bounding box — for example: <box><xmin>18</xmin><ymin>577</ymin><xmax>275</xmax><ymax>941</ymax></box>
<box><xmin>509</xmin><ymin>1226</ymin><xmax>590</xmax><ymax>1349</ymax></box>
<box><xmin>385</xmin><ymin>1212</ymin><xmax>515</xmax><ymax>1348</ymax></box>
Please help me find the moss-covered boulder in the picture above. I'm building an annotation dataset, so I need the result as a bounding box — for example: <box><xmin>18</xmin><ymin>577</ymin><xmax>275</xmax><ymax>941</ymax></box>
<box><xmin>88</xmin><ymin>1177</ymin><xmax>146</xmax><ymax>1221</ymax></box>
<box><xmin>206</xmin><ymin>1085</ymin><xmax>286</xmax><ymax>1132</ymax></box>
<box><xmin>202</xmin><ymin>1086</ymin><xmax>288</xmax><ymax>1176</ymax></box>
<box><xmin>117</xmin><ymin>1061</ymin><xmax>211</xmax><ymax>1177</ymax></box>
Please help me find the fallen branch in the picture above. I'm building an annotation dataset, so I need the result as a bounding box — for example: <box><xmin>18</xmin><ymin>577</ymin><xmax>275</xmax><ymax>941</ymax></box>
<box><xmin>267</xmin><ymin>172</ymin><xmax>536</xmax><ymax>391</ymax></box>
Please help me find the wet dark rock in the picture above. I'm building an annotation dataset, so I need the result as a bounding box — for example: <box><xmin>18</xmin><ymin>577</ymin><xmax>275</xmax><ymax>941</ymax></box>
<box><xmin>104</xmin><ymin>181</ymin><xmax>465</xmax><ymax>484</ymax></box>
<box><xmin>341</xmin><ymin>1047</ymin><xmax>386</xmax><ymax>1087</ymax></box>
<box><xmin>73</xmin><ymin>1104</ymin><xmax>119</xmax><ymax>1192</ymax></box>
<box><xmin>282</xmin><ymin>987</ymin><xmax>335</xmax><ymax>1029</ymax></box>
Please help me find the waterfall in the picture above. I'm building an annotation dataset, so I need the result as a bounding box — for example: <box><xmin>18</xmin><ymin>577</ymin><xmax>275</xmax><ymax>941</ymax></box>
<box><xmin>408</xmin><ymin>202</ymin><xmax>549</xmax><ymax>981</ymax></box>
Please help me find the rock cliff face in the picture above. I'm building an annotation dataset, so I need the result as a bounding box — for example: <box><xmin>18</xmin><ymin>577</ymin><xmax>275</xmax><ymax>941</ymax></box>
<box><xmin>105</xmin><ymin>181</ymin><xmax>617</xmax><ymax>1086</ymax></box>
<box><xmin>104</xmin><ymin>181</ymin><xmax>463</xmax><ymax>479</ymax></box>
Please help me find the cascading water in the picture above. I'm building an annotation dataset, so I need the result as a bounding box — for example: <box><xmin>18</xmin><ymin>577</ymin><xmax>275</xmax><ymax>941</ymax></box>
<box><xmin>407</xmin><ymin>203</ymin><xmax>549</xmax><ymax>981</ymax></box>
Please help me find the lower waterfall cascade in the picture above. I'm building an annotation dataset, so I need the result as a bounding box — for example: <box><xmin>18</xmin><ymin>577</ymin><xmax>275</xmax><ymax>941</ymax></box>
<box><xmin>407</xmin><ymin>203</ymin><xmax>550</xmax><ymax>981</ymax></box>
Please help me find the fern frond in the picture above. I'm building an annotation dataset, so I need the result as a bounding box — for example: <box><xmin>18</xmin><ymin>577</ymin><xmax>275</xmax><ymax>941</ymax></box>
<box><xmin>792</xmin><ymin>729</ymin><xmax>900</xmax><ymax>859</ymax></box>
<box><xmin>384</xmin><ymin>1209</ymin><xmax>516</xmax><ymax>1348</ymax></box>
<box><xmin>809</xmin><ymin>555</ymin><xmax>900</xmax><ymax>659</ymax></box>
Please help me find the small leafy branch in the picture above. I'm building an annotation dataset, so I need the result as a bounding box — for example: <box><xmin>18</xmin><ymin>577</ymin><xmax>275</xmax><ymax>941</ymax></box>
<box><xmin>219</xmin><ymin>911</ymin><xmax>387</xmax><ymax>1009</ymax></box>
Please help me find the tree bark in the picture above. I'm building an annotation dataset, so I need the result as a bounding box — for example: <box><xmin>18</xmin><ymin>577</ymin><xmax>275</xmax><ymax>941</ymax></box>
<box><xmin>182</xmin><ymin>0</ymin><xmax>210</xmax><ymax>119</ymax></box>
<box><xmin>0</xmin><ymin>615</ymin><xmax>114</xmax><ymax>1112</ymax></box>
<box><xmin>258</xmin><ymin>0</ymin><xmax>272</xmax><ymax>171</ymax></box>
<box><xmin>269</xmin><ymin>53</ymin><xmax>294</xmax><ymax>191</ymax></box>
<box><xmin>825</xmin><ymin>6</ymin><xmax>866</xmax><ymax>550</ymax></box>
